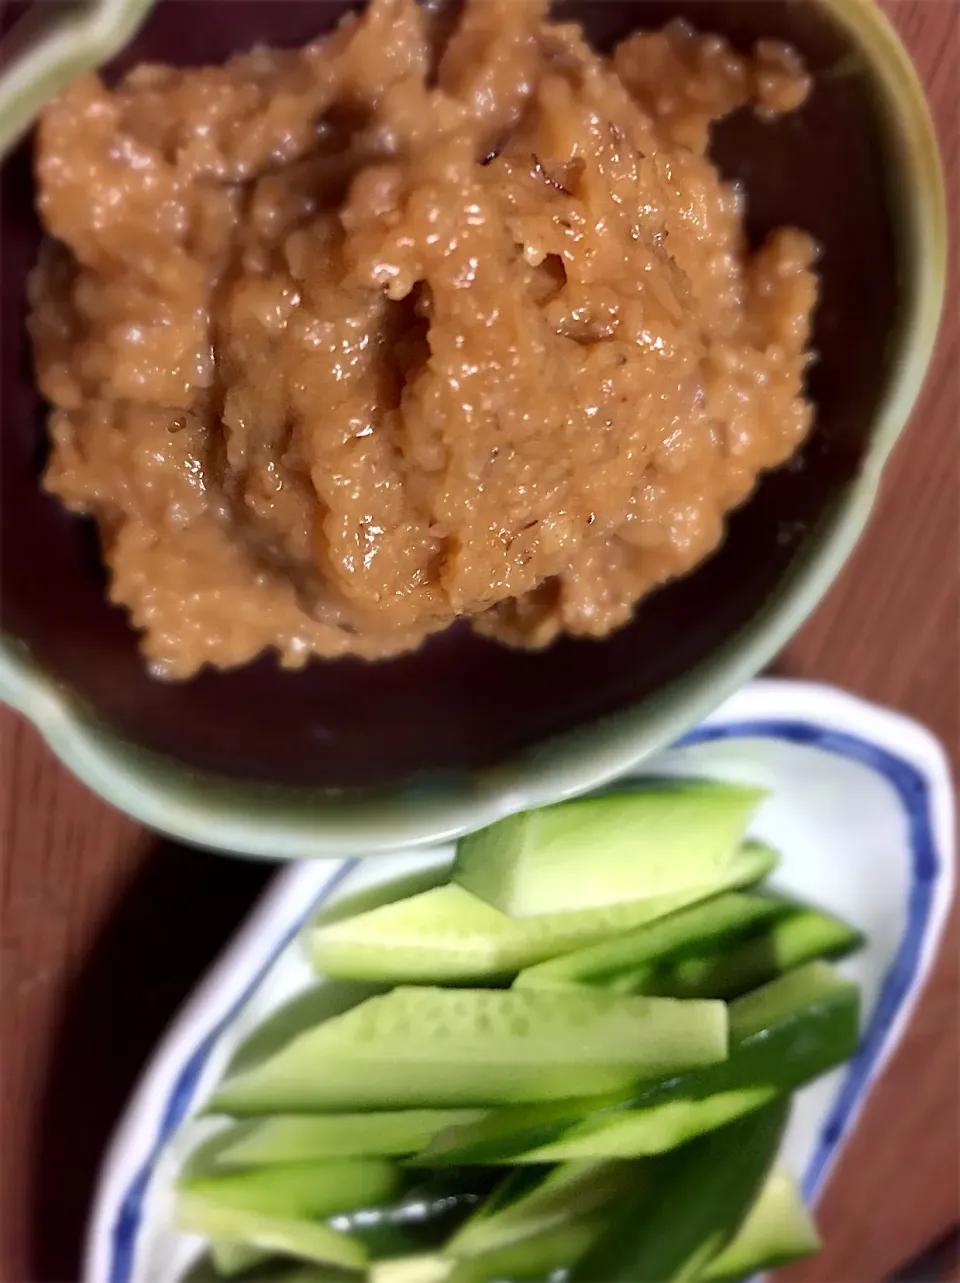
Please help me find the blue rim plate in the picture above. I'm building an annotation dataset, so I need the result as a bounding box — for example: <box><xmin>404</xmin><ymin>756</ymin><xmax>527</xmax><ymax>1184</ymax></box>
<box><xmin>83</xmin><ymin>679</ymin><xmax>955</xmax><ymax>1283</ymax></box>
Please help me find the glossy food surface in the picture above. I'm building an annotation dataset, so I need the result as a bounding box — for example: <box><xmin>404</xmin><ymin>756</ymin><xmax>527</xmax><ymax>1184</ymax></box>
<box><xmin>32</xmin><ymin>0</ymin><xmax>815</xmax><ymax>678</ymax></box>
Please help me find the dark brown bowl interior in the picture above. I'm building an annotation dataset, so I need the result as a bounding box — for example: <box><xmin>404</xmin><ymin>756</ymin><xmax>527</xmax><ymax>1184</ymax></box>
<box><xmin>0</xmin><ymin>0</ymin><xmax>899</xmax><ymax>790</ymax></box>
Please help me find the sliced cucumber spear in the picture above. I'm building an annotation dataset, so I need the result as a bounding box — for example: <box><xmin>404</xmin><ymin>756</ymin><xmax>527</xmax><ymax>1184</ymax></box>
<box><xmin>307</xmin><ymin>843</ymin><xmax>777</xmax><ymax>986</ymax></box>
<box><xmin>441</xmin><ymin>1166</ymin><xmax>817</xmax><ymax>1283</ymax></box>
<box><xmin>178</xmin><ymin>1159</ymin><xmax>400</xmax><ymax>1219</ymax></box>
<box><xmin>211</xmin><ymin>986</ymin><xmax>727</xmax><ymax>1114</ymax></box>
<box><xmin>209</xmin><ymin>1240</ymin><xmax>269</xmax><ymax>1277</ymax></box>
<box><xmin>448</xmin><ymin>1160</ymin><xmax>646</xmax><ymax>1260</ymax></box>
<box><xmin>454</xmin><ymin>782</ymin><xmax>766</xmax><ymax>917</ymax></box>
<box><xmin>570</xmin><ymin>1099</ymin><xmax>790</xmax><ymax>1282</ymax></box>
<box><xmin>184</xmin><ymin>1253</ymin><xmax>356</xmax><ymax>1283</ymax></box>
<box><xmin>370</xmin><ymin>1257</ymin><xmax>452</xmax><ymax>1283</ymax></box>
<box><xmin>191</xmin><ymin>1167</ymin><xmax>498</xmax><ymax>1276</ymax></box>
<box><xmin>516</xmin><ymin>891</ymin><xmax>861</xmax><ymax>1001</ymax></box>
<box><xmin>701</xmin><ymin>1164</ymin><xmax>820</xmax><ymax>1281</ymax></box>
<box><xmin>646</xmin><ymin>901</ymin><xmax>863</xmax><ymax>1001</ymax></box>
<box><xmin>329</xmin><ymin>1167</ymin><xmax>503</xmax><ymax>1259</ymax></box>
<box><xmin>176</xmin><ymin>1194</ymin><xmax>367</xmax><ymax>1273</ymax></box>
<box><xmin>515</xmin><ymin>892</ymin><xmax>787</xmax><ymax>993</ymax></box>
<box><xmin>446</xmin><ymin>1217</ymin><xmax>605</xmax><ymax>1282</ymax></box>
<box><xmin>441</xmin><ymin>1160</ymin><xmax>646</xmax><ymax>1281</ymax></box>
<box><xmin>211</xmin><ymin>1110</ymin><xmax>486</xmax><ymax>1167</ymax></box>
<box><xmin>417</xmin><ymin>961</ymin><xmax>858</xmax><ymax>1165</ymax></box>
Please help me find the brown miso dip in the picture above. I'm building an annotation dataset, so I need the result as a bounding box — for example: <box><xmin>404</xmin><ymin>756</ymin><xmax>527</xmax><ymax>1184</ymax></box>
<box><xmin>30</xmin><ymin>0</ymin><xmax>817</xmax><ymax>680</ymax></box>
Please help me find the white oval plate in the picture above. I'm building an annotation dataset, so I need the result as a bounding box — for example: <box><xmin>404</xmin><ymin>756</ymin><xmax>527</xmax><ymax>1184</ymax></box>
<box><xmin>84</xmin><ymin>679</ymin><xmax>955</xmax><ymax>1283</ymax></box>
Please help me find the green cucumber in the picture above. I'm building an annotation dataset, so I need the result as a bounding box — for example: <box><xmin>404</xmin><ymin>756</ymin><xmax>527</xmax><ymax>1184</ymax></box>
<box><xmin>197</xmin><ymin>1168</ymin><xmax>494</xmax><ymax>1277</ymax></box>
<box><xmin>307</xmin><ymin>844</ymin><xmax>777</xmax><ymax>985</ymax></box>
<box><xmin>417</xmin><ymin>962</ymin><xmax>858</xmax><ymax>1165</ymax></box>
<box><xmin>515</xmin><ymin>893</ymin><xmax>787</xmax><ymax>993</ymax></box>
<box><xmin>517</xmin><ymin>894</ymin><xmax>861</xmax><ymax>1002</ymax></box>
<box><xmin>209</xmin><ymin>1240</ymin><xmax>268</xmax><ymax>1276</ymax></box>
<box><xmin>441</xmin><ymin>1161</ymin><xmax>646</xmax><ymax>1282</ymax></box>
<box><xmin>184</xmin><ymin>1253</ymin><xmax>355</xmax><ymax>1283</ymax></box>
<box><xmin>438</xmin><ymin>1162</ymin><xmax>817</xmax><ymax>1283</ymax></box>
<box><xmin>454</xmin><ymin>782</ymin><xmax>766</xmax><ymax>917</ymax></box>
<box><xmin>446</xmin><ymin>1218</ymin><xmax>605</xmax><ymax>1282</ymax></box>
<box><xmin>570</xmin><ymin>1099</ymin><xmax>789</xmax><ymax>1281</ymax></box>
<box><xmin>212</xmin><ymin>1111</ymin><xmax>486</xmax><ymax>1167</ymax></box>
<box><xmin>176</xmin><ymin>1193</ymin><xmax>367</xmax><ymax>1272</ymax></box>
<box><xmin>701</xmin><ymin>1165</ymin><xmax>820</xmax><ymax>1280</ymax></box>
<box><xmin>448</xmin><ymin>1160</ymin><xmax>645</xmax><ymax>1259</ymax></box>
<box><xmin>370</xmin><ymin>1257</ymin><xmax>452</xmax><ymax>1283</ymax></box>
<box><xmin>642</xmin><ymin>903</ymin><xmax>862</xmax><ymax>1000</ymax></box>
<box><xmin>417</xmin><ymin>1093</ymin><xmax>635</xmax><ymax>1167</ymax></box>
<box><xmin>212</xmin><ymin>986</ymin><xmax>727</xmax><ymax>1114</ymax></box>
<box><xmin>329</xmin><ymin>1168</ymin><xmax>503</xmax><ymax>1259</ymax></box>
<box><xmin>179</xmin><ymin>1160</ymin><xmax>400</xmax><ymax>1218</ymax></box>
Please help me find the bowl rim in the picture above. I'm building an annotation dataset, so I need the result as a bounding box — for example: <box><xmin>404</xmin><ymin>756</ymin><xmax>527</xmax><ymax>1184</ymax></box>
<box><xmin>0</xmin><ymin>0</ymin><xmax>948</xmax><ymax>857</ymax></box>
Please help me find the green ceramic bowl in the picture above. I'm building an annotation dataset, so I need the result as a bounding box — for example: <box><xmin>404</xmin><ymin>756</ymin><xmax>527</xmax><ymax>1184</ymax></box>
<box><xmin>0</xmin><ymin>0</ymin><xmax>946</xmax><ymax>858</ymax></box>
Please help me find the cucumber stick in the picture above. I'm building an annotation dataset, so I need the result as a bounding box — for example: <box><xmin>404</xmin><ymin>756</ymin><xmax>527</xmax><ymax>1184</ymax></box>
<box><xmin>178</xmin><ymin>1159</ymin><xmax>400</xmax><ymax>1218</ymax></box>
<box><xmin>440</xmin><ymin>1161</ymin><xmax>647</xmax><ymax>1283</ymax></box>
<box><xmin>644</xmin><ymin>903</ymin><xmax>862</xmax><ymax>1001</ymax></box>
<box><xmin>308</xmin><ymin>843</ymin><xmax>777</xmax><ymax>985</ymax></box>
<box><xmin>515</xmin><ymin>892</ymin><xmax>788</xmax><ymax>993</ymax></box>
<box><xmin>188</xmin><ymin>1254</ymin><xmax>355</xmax><ymax>1283</ymax></box>
<box><xmin>447</xmin><ymin>1218</ymin><xmax>605</xmax><ymax>1282</ymax></box>
<box><xmin>209</xmin><ymin>1240</ymin><xmax>369</xmax><ymax>1278</ymax></box>
<box><xmin>212</xmin><ymin>986</ymin><xmax>727</xmax><ymax>1114</ymax></box>
<box><xmin>449</xmin><ymin>1160</ymin><xmax>645</xmax><ymax>1259</ymax></box>
<box><xmin>176</xmin><ymin>1193</ymin><xmax>367</xmax><ymax>1272</ymax></box>
<box><xmin>209</xmin><ymin>1240</ymin><xmax>267</xmax><ymax>1277</ymax></box>
<box><xmin>181</xmin><ymin>1160</ymin><xmax>398</xmax><ymax>1270</ymax></box>
<box><xmin>454</xmin><ymin>782</ymin><xmax>765</xmax><ymax>916</ymax></box>
<box><xmin>212</xmin><ymin>1110</ymin><xmax>485</xmax><ymax>1167</ymax></box>
<box><xmin>490</xmin><ymin>1168</ymin><xmax>812</xmax><ymax>1283</ymax></box>
<box><xmin>517</xmin><ymin>893</ymin><xmax>860</xmax><ymax>1001</ymax></box>
<box><xmin>370</xmin><ymin>1257</ymin><xmax>452</xmax><ymax>1283</ymax></box>
<box><xmin>701</xmin><ymin>1164</ymin><xmax>820</xmax><ymax>1280</ymax></box>
<box><xmin>366</xmin><ymin>1220</ymin><xmax>609</xmax><ymax>1283</ymax></box>
<box><xmin>418</xmin><ymin>961</ymin><xmax>857</xmax><ymax>1165</ymax></box>
<box><xmin>443</xmin><ymin>1168</ymin><xmax>811</xmax><ymax>1283</ymax></box>
<box><xmin>193</xmin><ymin>1168</ymin><xmax>498</xmax><ymax>1276</ymax></box>
<box><xmin>570</xmin><ymin>1099</ymin><xmax>789</xmax><ymax>1281</ymax></box>
<box><xmin>329</xmin><ymin>1168</ymin><xmax>503</xmax><ymax>1258</ymax></box>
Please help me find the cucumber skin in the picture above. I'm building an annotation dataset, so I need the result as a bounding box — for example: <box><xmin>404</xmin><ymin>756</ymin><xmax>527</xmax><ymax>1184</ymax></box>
<box><xmin>212</xmin><ymin>987</ymin><xmax>728</xmax><ymax>1115</ymax></box>
<box><xmin>514</xmin><ymin>892</ymin><xmax>788</xmax><ymax>994</ymax></box>
<box><xmin>570</xmin><ymin>1099</ymin><xmax>790</xmax><ymax>1282</ymax></box>
<box><xmin>308</xmin><ymin>845</ymin><xmax>778</xmax><ymax>986</ymax></box>
<box><xmin>454</xmin><ymin>783</ymin><xmax>766</xmax><ymax>918</ymax></box>
<box><xmin>701</xmin><ymin>1165</ymin><xmax>820</xmax><ymax>1282</ymax></box>
<box><xmin>417</xmin><ymin>963</ymin><xmax>858</xmax><ymax>1166</ymax></box>
<box><xmin>632</xmin><ymin>905</ymin><xmax>863</xmax><ymax>1001</ymax></box>
<box><xmin>448</xmin><ymin>1160</ymin><xmax>644</xmax><ymax>1259</ymax></box>
<box><xmin>446</xmin><ymin>1218</ymin><xmax>606</xmax><ymax>1282</ymax></box>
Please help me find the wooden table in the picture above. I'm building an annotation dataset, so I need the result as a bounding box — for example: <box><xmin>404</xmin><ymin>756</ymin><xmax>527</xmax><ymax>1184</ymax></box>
<box><xmin>1</xmin><ymin>3</ymin><xmax>957</xmax><ymax>1279</ymax></box>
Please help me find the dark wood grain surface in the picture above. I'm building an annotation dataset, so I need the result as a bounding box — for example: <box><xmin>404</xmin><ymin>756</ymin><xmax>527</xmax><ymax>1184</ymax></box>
<box><xmin>1</xmin><ymin>2</ymin><xmax>957</xmax><ymax>1279</ymax></box>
